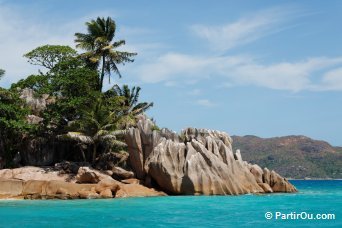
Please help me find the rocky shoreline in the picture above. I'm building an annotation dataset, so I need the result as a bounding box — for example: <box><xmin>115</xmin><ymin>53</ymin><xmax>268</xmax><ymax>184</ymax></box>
<box><xmin>0</xmin><ymin>166</ymin><xmax>165</xmax><ymax>199</ymax></box>
<box><xmin>0</xmin><ymin>116</ymin><xmax>297</xmax><ymax>199</ymax></box>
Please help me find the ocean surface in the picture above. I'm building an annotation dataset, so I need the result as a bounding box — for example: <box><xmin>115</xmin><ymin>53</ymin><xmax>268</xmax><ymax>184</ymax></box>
<box><xmin>0</xmin><ymin>180</ymin><xmax>340</xmax><ymax>227</ymax></box>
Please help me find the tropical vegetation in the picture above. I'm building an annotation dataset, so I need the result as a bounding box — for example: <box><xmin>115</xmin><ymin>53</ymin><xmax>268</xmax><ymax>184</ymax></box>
<box><xmin>0</xmin><ymin>17</ymin><xmax>151</xmax><ymax>168</ymax></box>
<box><xmin>75</xmin><ymin>17</ymin><xmax>137</xmax><ymax>91</ymax></box>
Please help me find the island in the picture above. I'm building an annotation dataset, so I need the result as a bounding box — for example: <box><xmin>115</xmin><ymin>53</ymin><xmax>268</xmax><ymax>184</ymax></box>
<box><xmin>0</xmin><ymin>17</ymin><xmax>296</xmax><ymax>199</ymax></box>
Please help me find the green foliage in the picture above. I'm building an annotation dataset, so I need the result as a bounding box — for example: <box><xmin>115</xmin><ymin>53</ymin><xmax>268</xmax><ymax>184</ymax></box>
<box><xmin>0</xmin><ymin>69</ymin><xmax>4</xmax><ymax>78</ymax></box>
<box><xmin>24</xmin><ymin>45</ymin><xmax>77</xmax><ymax>70</ymax></box>
<box><xmin>0</xmin><ymin>19</ymin><xmax>152</xmax><ymax>166</ymax></box>
<box><xmin>43</xmin><ymin>58</ymin><xmax>100</xmax><ymax>134</ymax></box>
<box><xmin>11</xmin><ymin>74</ymin><xmax>51</xmax><ymax>95</ymax></box>
<box><xmin>0</xmin><ymin>88</ymin><xmax>32</xmax><ymax>132</ymax></box>
<box><xmin>151</xmin><ymin>125</ymin><xmax>160</xmax><ymax>131</ymax></box>
<box><xmin>65</xmin><ymin>94</ymin><xmax>128</xmax><ymax>162</ymax></box>
<box><xmin>0</xmin><ymin>87</ymin><xmax>34</xmax><ymax>167</ymax></box>
<box><xmin>232</xmin><ymin>135</ymin><xmax>342</xmax><ymax>179</ymax></box>
<box><xmin>110</xmin><ymin>84</ymin><xmax>153</xmax><ymax>121</ymax></box>
<box><xmin>75</xmin><ymin>17</ymin><xmax>137</xmax><ymax>91</ymax></box>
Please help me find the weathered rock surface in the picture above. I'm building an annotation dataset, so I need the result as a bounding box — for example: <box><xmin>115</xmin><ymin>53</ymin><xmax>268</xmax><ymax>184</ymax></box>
<box><xmin>125</xmin><ymin>116</ymin><xmax>297</xmax><ymax>195</ymax></box>
<box><xmin>26</xmin><ymin>115</ymin><xmax>44</xmax><ymax>125</ymax></box>
<box><xmin>263</xmin><ymin>169</ymin><xmax>297</xmax><ymax>192</ymax></box>
<box><xmin>112</xmin><ymin>167</ymin><xmax>134</xmax><ymax>180</ymax></box>
<box><xmin>0</xmin><ymin>179</ymin><xmax>113</xmax><ymax>199</ymax></box>
<box><xmin>55</xmin><ymin>161</ymin><xmax>90</xmax><ymax>174</ymax></box>
<box><xmin>76</xmin><ymin>167</ymin><xmax>114</xmax><ymax>183</ymax></box>
<box><xmin>0</xmin><ymin>177</ymin><xmax>165</xmax><ymax>199</ymax></box>
<box><xmin>115</xmin><ymin>184</ymin><xmax>166</xmax><ymax>198</ymax></box>
<box><xmin>258</xmin><ymin>183</ymin><xmax>273</xmax><ymax>193</ymax></box>
<box><xmin>19</xmin><ymin>88</ymin><xmax>49</xmax><ymax>115</ymax></box>
<box><xmin>121</xmin><ymin>178</ymin><xmax>141</xmax><ymax>184</ymax></box>
<box><xmin>0</xmin><ymin>165</ymin><xmax>166</xmax><ymax>199</ymax></box>
<box><xmin>0</xmin><ymin>178</ymin><xmax>23</xmax><ymax>197</ymax></box>
<box><xmin>0</xmin><ymin>166</ymin><xmax>74</xmax><ymax>182</ymax></box>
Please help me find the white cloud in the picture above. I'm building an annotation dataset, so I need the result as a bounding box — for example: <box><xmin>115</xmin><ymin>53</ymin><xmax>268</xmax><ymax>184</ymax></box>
<box><xmin>0</xmin><ymin>5</ymin><xmax>78</xmax><ymax>87</ymax></box>
<box><xmin>2</xmin><ymin>4</ymin><xmax>340</xmax><ymax>93</ymax></box>
<box><xmin>130</xmin><ymin>6</ymin><xmax>342</xmax><ymax>92</ymax></box>
<box><xmin>191</xmin><ymin>7</ymin><xmax>298</xmax><ymax>52</ymax></box>
<box><xmin>136</xmin><ymin>53</ymin><xmax>251</xmax><ymax>83</ymax></box>
<box><xmin>0</xmin><ymin>4</ymin><xmax>153</xmax><ymax>88</ymax></box>
<box><xmin>232</xmin><ymin>57</ymin><xmax>342</xmax><ymax>91</ymax></box>
<box><xmin>196</xmin><ymin>99</ymin><xmax>216</xmax><ymax>107</ymax></box>
<box><xmin>319</xmin><ymin>68</ymin><xmax>342</xmax><ymax>91</ymax></box>
<box><xmin>134</xmin><ymin>52</ymin><xmax>342</xmax><ymax>92</ymax></box>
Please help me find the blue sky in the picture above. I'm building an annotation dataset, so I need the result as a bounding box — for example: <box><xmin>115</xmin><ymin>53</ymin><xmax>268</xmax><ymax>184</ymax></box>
<box><xmin>0</xmin><ymin>0</ymin><xmax>342</xmax><ymax>145</ymax></box>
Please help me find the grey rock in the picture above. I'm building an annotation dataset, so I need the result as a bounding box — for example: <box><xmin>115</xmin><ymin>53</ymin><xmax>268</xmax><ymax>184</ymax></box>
<box><xmin>76</xmin><ymin>167</ymin><xmax>114</xmax><ymax>184</ymax></box>
<box><xmin>19</xmin><ymin>88</ymin><xmax>47</xmax><ymax>115</ymax></box>
<box><xmin>26</xmin><ymin>115</ymin><xmax>44</xmax><ymax>125</ymax></box>
<box><xmin>112</xmin><ymin>166</ymin><xmax>134</xmax><ymax>180</ymax></box>
<box><xmin>124</xmin><ymin>115</ymin><xmax>297</xmax><ymax>195</ymax></box>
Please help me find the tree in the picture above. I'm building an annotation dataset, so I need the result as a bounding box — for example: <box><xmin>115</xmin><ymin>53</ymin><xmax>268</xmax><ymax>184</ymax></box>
<box><xmin>110</xmin><ymin>84</ymin><xmax>153</xmax><ymax>126</ymax></box>
<box><xmin>75</xmin><ymin>17</ymin><xmax>137</xmax><ymax>91</ymax></box>
<box><xmin>42</xmin><ymin>57</ymin><xmax>100</xmax><ymax>134</ymax></box>
<box><xmin>11</xmin><ymin>56</ymin><xmax>100</xmax><ymax>135</ymax></box>
<box><xmin>0</xmin><ymin>87</ymin><xmax>34</xmax><ymax>167</ymax></box>
<box><xmin>62</xmin><ymin>94</ymin><xmax>127</xmax><ymax>162</ymax></box>
<box><xmin>24</xmin><ymin>45</ymin><xmax>77</xmax><ymax>70</ymax></box>
<box><xmin>11</xmin><ymin>74</ymin><xmax>50</xmax><ymax>95</ymax></box>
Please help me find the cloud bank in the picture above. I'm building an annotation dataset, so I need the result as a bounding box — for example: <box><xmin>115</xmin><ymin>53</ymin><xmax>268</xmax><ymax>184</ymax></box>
<box><xmin>1</xmin><ymin>4</ymin><xmax>341</xmax><ymax>92</ymax></box>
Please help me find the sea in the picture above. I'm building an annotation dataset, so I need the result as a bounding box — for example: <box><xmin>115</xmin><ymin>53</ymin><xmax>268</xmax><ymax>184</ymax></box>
<box><xmin>0</xmin><ymin>180</ymin><xmax>340</xmax><ymax>227</ymax></box>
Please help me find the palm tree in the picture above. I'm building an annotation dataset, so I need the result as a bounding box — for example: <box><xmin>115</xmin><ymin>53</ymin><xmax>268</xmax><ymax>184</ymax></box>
<box><xmin>58</xmin><ymin>95</ymin><xmax>127</xmax><ymax>163</ymax></box>
<box><xmin>57</xmin><ymin>84</ymin><xmax>152</xmax><ymax>163</ymax></box>
<box><xmin>109</xmin><ymin>84</ymin><xmax>153</xmax><ymax>127</ymax></box>
<box><xmin>75</xmin><ymin>17</ymin><xmax>137</xmax><ymax>91</ymax></box>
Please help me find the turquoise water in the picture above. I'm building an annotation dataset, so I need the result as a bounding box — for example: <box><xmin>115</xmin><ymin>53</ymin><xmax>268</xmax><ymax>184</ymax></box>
<box><xmin>0</xmin><ymin>180</ymin><xmax>340</xmax><ymax>227</ymax></box>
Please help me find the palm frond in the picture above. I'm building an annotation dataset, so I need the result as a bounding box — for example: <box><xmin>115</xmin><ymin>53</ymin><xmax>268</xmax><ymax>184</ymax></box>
<box><xmin>57</xmin><ymin>132</ymin><xmax>94</xmax><ymax>144</ymax></box>
<box><xmin>132</xmin><ymin>102</ymin><xmax>153</xmax><ymax>115</ymax></box>
<box><xmin>113</xmin><ymin>40</ymin><xmax>125</xmax><ymax>48</ymax></box>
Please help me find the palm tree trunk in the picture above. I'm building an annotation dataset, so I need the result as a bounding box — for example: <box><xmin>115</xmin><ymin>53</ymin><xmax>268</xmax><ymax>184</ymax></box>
<box><xmin>80</xmin><ymin>147</ymin><xmax>86</xmax><ymax>162</ymax></box>
<box><xmin>100</xmin><ymin>55</ymin><xmax>105</xmax><ymax>91</ymax></box>
<box><xmin>92</xmin><ymin>143</ymin><xmax>97</xmax><ymax>163</ymax></box>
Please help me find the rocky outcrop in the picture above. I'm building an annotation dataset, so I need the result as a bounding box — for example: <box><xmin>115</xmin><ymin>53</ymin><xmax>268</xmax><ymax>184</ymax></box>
<box><xmin>0</xmin><ymin>178</ymin><xmax>23</xmax><ymax>197</ymax></box>
<box><xmin>15</xmin><ymin>88</ymin><xmax>73</xmax><ymax>167</ymax></box>
<box><xmin>262</xmin><ymin>168</ymin><xmax>297</xmax><ymax>192</ymax></box>
<box><xmin>116</xmin><ymin>183</ymin><xmax>167</xmax><ymax>198</ymax></box>
<box><xmin>19</xmin><ymin>88</ymin><xmax>54</xmax><ymax>115</ymax></box>
<box><xmin>0</xmin><ymin>166</ymin><xmax>74</xmax><ymax>182</ymax></box>
<box><xmin>26</xmin><ymin>115</ymin><xmax>44</xmax><ymax>125</ymax></box>
<box><xmin>0</xmin><ymin>179</ymin><xmax>115</xmax><ymax>199</ymax></box>
<box><xmin>111</xmin><ymin>167</ymin><xmax>134</xmax><ymax>180</ymax></box>
<box><xmin>0</xmin><ymin>166</ymin><xmax>165</xmax><ymax>199</ymax></box>
<box><xmin>125</xmin><ymin>116</ymin><xmax>297</xmax><ymax>195</ymax></box>
<box><xmin>76</xmin><ymin>167</ymin><xmax>114</xmax><ymax>184</ymax></box>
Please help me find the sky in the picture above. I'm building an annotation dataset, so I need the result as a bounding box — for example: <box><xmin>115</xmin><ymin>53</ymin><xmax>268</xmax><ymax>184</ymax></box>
<box><xmin>0</xmin><ymin>0</ymin><xmax>342</xmax><ymax>146</ymax></box>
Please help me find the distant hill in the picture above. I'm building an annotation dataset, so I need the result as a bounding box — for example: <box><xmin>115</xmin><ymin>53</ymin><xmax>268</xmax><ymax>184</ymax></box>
<box><xmin>232</xmin><ymin>135</ymin><xmax>342</xmax><ymax>179</ymax></box>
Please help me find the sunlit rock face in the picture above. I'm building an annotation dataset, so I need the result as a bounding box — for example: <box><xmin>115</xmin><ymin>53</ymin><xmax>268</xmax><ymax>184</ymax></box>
<box><xmin>125</xmin><ymin>116</ymin><xmax>297</xmax><ymax>195</ymax></box>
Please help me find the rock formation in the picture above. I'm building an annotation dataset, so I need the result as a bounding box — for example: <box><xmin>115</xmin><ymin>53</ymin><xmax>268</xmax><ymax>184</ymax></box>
<box><xmin>0</xmin><ymin>166</ymin><xmax>165</xmax><ymax>199</ymax></box>
<box><xmin>19</xmin><ymin>88</ymin><xmax>54</xmax><ymax>115</ymax></box>
<box><xmin>0</xmin><ymin>166</ymin><xmax>74</xmax><ymax>182</ymax></box>
<box><xmin>0</xmin><ymin>112</ymin><xmax>297</xmax><ymax>199</ymax></box>
<box><xmin>125</xmin><ymin>116</ymin><xmax>297</xmax><ymax>195</ymax></box>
